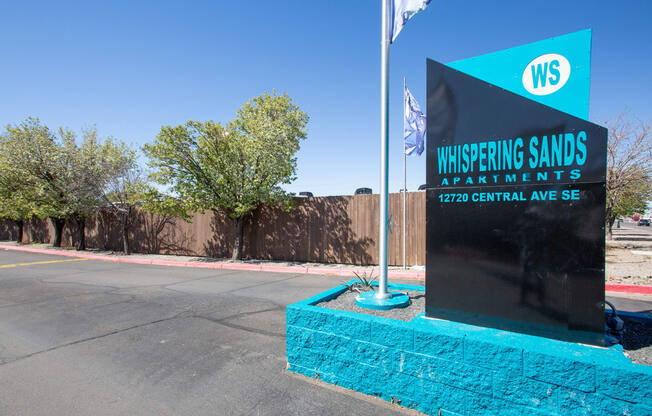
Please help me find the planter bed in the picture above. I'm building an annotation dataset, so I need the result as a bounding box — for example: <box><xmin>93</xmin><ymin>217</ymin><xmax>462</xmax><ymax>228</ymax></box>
<box><xmin>286</xmin><ymin>281</ymin><xmax>652</xmax><ymax>415</ymax></box>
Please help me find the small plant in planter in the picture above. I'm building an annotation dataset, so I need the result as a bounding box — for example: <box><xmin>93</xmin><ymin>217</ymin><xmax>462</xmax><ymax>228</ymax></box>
<box><xmin>342</xmin><ymin>270</ymin><xmax>376</xmax><ymax>293</ymax></box>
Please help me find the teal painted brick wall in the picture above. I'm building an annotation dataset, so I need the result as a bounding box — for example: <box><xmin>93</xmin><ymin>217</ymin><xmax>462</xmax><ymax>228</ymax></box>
<box><xmin>524</xmin><ymin>350</ymin><xmax>596</xmax><ymax>392</ymax></box>
<box><xmin>286</xmin><ymin>281</ymin><xmax>652</xmax><ymax>415</ymax></box>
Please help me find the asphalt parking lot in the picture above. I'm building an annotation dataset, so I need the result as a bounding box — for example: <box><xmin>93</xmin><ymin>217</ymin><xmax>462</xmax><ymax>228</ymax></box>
<box><xmin>0</xmin><ymin>250</ymin><xmax>650</xmax><ymax>415</ymax></box>
<box><xmin>0</xmin><ymin>250</ymin><xmax>419</xmax><ymax>416</ymax></box>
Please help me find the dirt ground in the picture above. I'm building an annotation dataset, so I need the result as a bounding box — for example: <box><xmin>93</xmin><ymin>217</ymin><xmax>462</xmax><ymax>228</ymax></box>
<box><xmin>606</xmin><ymin>220</ymin><xmax>652</xmax><ymax>285</ymax></box>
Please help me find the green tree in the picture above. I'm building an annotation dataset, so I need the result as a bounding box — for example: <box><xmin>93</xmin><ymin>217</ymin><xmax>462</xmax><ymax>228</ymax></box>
<box><xmin>143</xmin><ymin>91</ymin><xmax>309</xmax><ymax>259</ymax></box>
<box><xmin>4</xmin><ymin>118</ymin><xmax>72</xmax><ymax>247</ymax></box>
<box><xmin>4</xmin><ymin>119</ymin><xmax>118</xmax><ymax>249</ymax></box>
<box><xmin>101</xmin><ymin>139</ymin><xmax>145</xmax><ymax>255</ymax></box>
<box><xmin>606</xmin><ymin>114</ymin><xmax>652</xmax><ymax>238</ymax></box>
<box><xmin>65</xmin><ymin>128</ymin><xmax>111</xmax><ymax>250</ymax></box>
<box><xmin>0</xmin><ymin>135</ymin><xmax>39</xmax><ymax>242</ymax></box>
<box><xmin>609</xmin><ymin>172</ymin><xmax>651</xmax><ymax>228</ymax></box>
<box><xmin>101</xmin><ymin>140</ymin><xmax>189</xmax><ymax>255</ymax></box>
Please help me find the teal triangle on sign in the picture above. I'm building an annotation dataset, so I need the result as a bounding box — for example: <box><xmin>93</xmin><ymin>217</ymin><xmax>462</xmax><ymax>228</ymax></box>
<box><xmin>447</xmin><ymin>29</ymin><xmax>592</xmax><ymax>120</ymax></box>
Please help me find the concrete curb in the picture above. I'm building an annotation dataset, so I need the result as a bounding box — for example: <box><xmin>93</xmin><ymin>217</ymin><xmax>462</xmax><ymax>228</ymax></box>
<box><xmin>0</xmin><ymin>244</ymin><xmax>425</xmax><ymax>281</ymax></box>
<box><xmin>3</xmin><ymin>244</ymin><xmax>651</xmax><ymax>292</ymax></box>
<box><xmin>605</xmin><ymin>283</ymin><xmax>652</xmax><ymax>295</ymax></box>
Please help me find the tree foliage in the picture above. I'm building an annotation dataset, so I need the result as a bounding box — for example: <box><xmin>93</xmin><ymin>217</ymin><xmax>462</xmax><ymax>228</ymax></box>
<box><xmin>100</xmin><ymin>139</ymin><xmax>190</xmax><ymax>255</ymax></box>
<box><xmin>1</xmin><ymin>118</ymin><xmax>143</xmax><ymax>249</ymax></box>
<box><xmin>610</xmin><ymin>171</ymin><xmax>651</xmax><ymax>219</ymax></box>
<box><xmin>0</xmin><ymin>134</ymin><xmax>40</xmax><ymax>242</ymax></box>
<box><xmin>606</xmin><ymin>114</ymin><xmax>652</xmax><ymax>238</ymax></box>
<box><xmin>1</xmin><ymin>93</ymin><xmax>309</xmax><ymax>257</ymax></box>
<box><xmin>101</xmin><ymin>139</ymin><xmax>147</xmax><ymax>254</ymax></box>
<box><xmin>3</xmin><ymin>118</ymin><xmax>73</xmax><ymax>245</ymax></box>
<box><xmin>65</xmin><ymin>129</ymin><xmax>108</xmax><ymax>217</ymax></box>
<box><xmin>143</xmin><ymin>91</ymin><xmax>309</xmax><ymax>259</ymax></box>
<box><xmin>65</xmin><ymin>128</ymin><xmax>113</xmax><ymax>250</ymax></box>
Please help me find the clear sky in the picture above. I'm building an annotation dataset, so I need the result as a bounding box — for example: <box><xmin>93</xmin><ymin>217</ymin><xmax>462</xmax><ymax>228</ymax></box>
<box><xmin>1</xmin><ymin>1</ymin><xmax>650</xmax><ymax>196</ymax></box>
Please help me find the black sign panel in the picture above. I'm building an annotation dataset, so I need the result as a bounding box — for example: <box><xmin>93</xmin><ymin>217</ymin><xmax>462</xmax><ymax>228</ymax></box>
<box><xmin>425</xmin><ymin>59</ymin><xmax>607</xmax><ymax>346</ymax></box>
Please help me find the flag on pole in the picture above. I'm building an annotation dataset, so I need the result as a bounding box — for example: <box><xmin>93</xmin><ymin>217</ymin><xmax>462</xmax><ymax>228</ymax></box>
<box><xmin>391</xmin><ymin>0</ymin><xmax>432</xmax><ymax>43</ymax></box>
<box><xmin>404</xmin><ymin>85</ymin><xmax>426</xmax><ymax>156</ymax></box>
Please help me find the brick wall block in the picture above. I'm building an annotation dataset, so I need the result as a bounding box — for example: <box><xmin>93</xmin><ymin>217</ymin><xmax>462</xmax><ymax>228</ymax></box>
<box><xmin>493</xmin><ymin>373</ymin><xmax>559</xmax><ymax>412</ymax></box>
<box><xmin>369</xmin><ymin>319</ymin><xmax>414</xmax><ymax>351</ymax></box>
<box><xmin>464</xmin><ymin>333</ymin><xmax>523</xmax><ymax>376</ymax></box>
<box><xmin>597</xmin><ymin>364</ymin><xmax>652</xmax><ymax>404</ymax></box>
<box><xmin>559</xmin><ymin>388</ymin><xmax>638</xmax><ymax>415</ymax></box>
<box><xmin>414</xmin><ymin>326</ymin><xmax>464</xmax><ymax>361</ymax></box>
<box><xmin>400</xmin><ymin>350</ymin><xmax>493</xmax><ymax>393</ymax></box>
<box><xmin>524</xmin><ymin>350</ymin><xmax>596</xmax><ymax>392</ymax></box>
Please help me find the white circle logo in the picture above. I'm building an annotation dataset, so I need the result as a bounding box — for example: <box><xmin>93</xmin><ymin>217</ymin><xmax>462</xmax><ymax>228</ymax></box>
<box><xmin>522</xmin><ymin>53</ymin><xmax>571</xmax><ymax>96</ymax></box>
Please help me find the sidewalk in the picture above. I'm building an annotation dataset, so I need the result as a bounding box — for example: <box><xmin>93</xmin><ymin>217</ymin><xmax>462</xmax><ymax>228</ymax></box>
<box><xmin>2</xmin><ymin>241</ymin><xmax>651</xmax><ymax>295</ymax></box>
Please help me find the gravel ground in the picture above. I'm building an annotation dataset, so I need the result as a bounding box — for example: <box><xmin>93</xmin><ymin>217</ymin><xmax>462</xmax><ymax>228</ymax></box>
<box><xmin>606</xmin><ymin>222</ymin><xmax>652</xmax><ymax>285</ymax></box>
<box><xmin>606</xmin><ymin>247</ymin><xmax>652</xmax><ymax>285</ymax></box>
<box><xmin>622</xmin><ymin>315</ymin><xmax>652</xmax><ymax>366</ymax></box>
<box><xmin>318</xmin><ymin>289</ymin><xmax>425</xmax><ymax>321</ymax></box>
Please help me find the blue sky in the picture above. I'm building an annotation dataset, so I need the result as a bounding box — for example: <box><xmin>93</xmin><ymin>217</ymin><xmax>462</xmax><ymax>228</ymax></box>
<box><xmin>1</xmin><ymin>1</ymin><xmax>650</xmax><ymax>196</ymax></box>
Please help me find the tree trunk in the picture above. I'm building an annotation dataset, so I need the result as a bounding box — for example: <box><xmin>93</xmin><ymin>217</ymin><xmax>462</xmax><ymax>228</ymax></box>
<box><xmin>231</xmin><ymin>216</ymin><xmax>244</xmax><ymax>260</ymax></box>
<box><xmin>51</xmin><ymin>218</ymin><xmax>66</xmax><ymax>247</ymax></box>
<box><xmin>74</xmin><ymin>215</ymin><xmax>86</xmax><ymax>251</ymax></box>
<box><xmin>15</xmin><ymin>220</ymin><xmax>24</xmax><ymax>244</ymax></box>
<box><xmin>605</xmin><ymin>206</ymin><xmax>614</xmax><ymax>241</ymax></box>
<box><xmin>122</xmin><ymin>214</ymin><xmax>130</xmax><ymax>255</ymax></box>
<box><xmin>607</xmin><ymin>216</ymin><xmax>616</xmax><ymax>240</ymax></box>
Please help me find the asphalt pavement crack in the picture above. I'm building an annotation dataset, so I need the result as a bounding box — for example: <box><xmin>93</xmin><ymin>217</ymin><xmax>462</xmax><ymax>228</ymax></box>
<box><xmin>0</xmin><ymin>312</ymin><xmax>188</xmax><ymax>366</ymax></box>
<box><xmin>214</xmin><ymin>305</ymin><xmax>284</xmax><ymax>322</ymax></box>
<box><xmin>218</xmin><ymin>274</ymin><xmax>302</xmax><ymax>295</ymax></box>
<box><xmin>192</xmin><ymin>309</ymin><xmax>285</xmax><ymax>339</ymax></box>
<box><xmin>0</xmin><ymin>290</ymin><xmax>115</xmax><ymax>309</ymax></box>
<box><xmin>37</xmin><ymin>279</ymin><xmax>121</xmax><ymax>291</ymax></box>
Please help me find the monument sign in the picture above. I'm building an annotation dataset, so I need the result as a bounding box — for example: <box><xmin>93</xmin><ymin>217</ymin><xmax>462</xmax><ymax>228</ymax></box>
<box><xmin>425</xmin><ymin>56</ymin><xmax>607</xmax><ymax>346</ymax></box>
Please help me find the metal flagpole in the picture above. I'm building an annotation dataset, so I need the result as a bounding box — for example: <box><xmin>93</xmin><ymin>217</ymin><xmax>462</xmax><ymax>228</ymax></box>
<box><xmin>403</xmin><ymin>77</ymin><xmax>407</xmax><ymax>270</ymax></box>
<box><xmin>376</xmin><ymin>0</ymin><xmax>391</xmax><ymax>300</ymax></box>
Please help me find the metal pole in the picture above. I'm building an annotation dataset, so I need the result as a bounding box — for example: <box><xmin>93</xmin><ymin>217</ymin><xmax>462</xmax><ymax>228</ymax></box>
<box><xmin>403</xmin><ymin>77</ymin><xmax>407</xmax><ymax>270</ymax></box>
<box><xmin>376</xmin><ymin>0</ymin><xmax>391</xmax><ymax>299</ymax></box>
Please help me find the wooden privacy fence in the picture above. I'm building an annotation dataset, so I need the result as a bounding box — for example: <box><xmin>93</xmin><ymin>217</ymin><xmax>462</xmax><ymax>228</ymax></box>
<box><xmin>0</xmin><ymin>192</ymin><xmax>426</xmax><ymax>266</ymax></box>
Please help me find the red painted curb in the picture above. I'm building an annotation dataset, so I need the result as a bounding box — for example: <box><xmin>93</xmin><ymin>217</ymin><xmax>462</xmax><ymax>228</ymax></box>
<box><xmin>306</xmin><ymin>267</ymin><xmax>363</xmax><ymax>277</ymax></box>
<box><xmin>221</xmin><ymin>263</ymin><xmax>263</xmax><ymax>271</ymax></box>
<box><xmin>606</xmin><ymin>283</ymin><xmax>652</xmax><ymax>295</ymax></box>
<box><xmin>257</xmin><ymin>265</ymin><xmax>309</xmax><ymax>274</ymax></box>
<box><xmin>387</xmin><ymin>271</ymin><xmax>425</xmax><ymax>279</ymax></box>
<box><xmin>186</xmin><ymin>262</ymin><xmax>223</xmax><ymax>269</ymax></box>
<box><xmin>115</xmin><ymin>258</ymin><xmax>153</xmax><ymax>265</ymax></box>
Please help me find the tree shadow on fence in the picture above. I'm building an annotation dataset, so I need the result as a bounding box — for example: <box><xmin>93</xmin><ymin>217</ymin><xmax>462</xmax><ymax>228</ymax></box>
<box><xmin>204</xmin><ymin>210</ymin><xmax>235</xmax><ymax>259</ymax></box>
<box><xmin>234</xmin><ymin>196</ymin><xmax>375</xmax><ymax>265</ymax></box>
<box><xmin>2</xmin><ymin>196</ymin><xmax>376</xmax><ymax>266</ymax></box>
<box><xmin>92</xmin><ymin>213</ymin><xmax>123</xmax><ymax>251</ymax></box>
<box><xmin>133</xmin><ymin>211</ymin><xmax>195</xmax><ymax>255</ymax></box>
<box><xmin>27</xmin><ymin>218</ymin><xmax>50</xmax><ymax>244</ymax></box>
<box><xmin>0</xmin><ymin>221</ymin><xmax>17</xmax><ymax>241</ymax></box>
<box><xmin>306</xmin><ymin>196</ymin><xmax>374</xmax><ymax>265</ymax></box>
